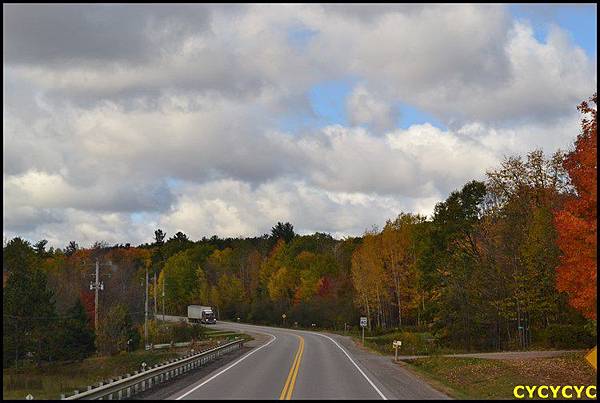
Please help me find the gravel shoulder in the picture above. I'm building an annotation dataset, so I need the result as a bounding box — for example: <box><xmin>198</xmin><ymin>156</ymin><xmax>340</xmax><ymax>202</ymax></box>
<box><xmin>321</xmin><ymin>331</ymin><xmax>450</xmax><ymax>399</ymax></box>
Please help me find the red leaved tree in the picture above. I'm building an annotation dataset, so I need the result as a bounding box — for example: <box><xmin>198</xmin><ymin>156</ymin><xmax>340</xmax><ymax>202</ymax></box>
<box><xmin>554</xmin><ymin>93</ymin><xmax>597</xmax><ymax>320</ymax></box>
<box><xmin>80</xmin><ymin>290</ymin><xmax>96</xmax><ymax>328</ymax></box>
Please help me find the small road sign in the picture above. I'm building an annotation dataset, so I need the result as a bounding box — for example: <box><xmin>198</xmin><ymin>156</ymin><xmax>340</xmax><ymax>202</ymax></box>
<box><xmin>26</xmin><ymin>394</ymin><xmax>34</xmax><ymax>400</ymax></box>
<box><xmin>359</xmin><ymin>317</ymin><xmax>367</xmax><ymax>345</ymax></box>
<box><xmin>393</xmin><ymin>340</ymin><xmax>402</xmax><ymax>362</ymax></box>
<box><xmin>585</xmin><ymin>346</ymin><xmax>597</xmax><ymax>370</ymax></box>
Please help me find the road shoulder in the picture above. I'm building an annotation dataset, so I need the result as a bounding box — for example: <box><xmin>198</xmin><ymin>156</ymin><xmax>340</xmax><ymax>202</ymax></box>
<box><xmin>321</xmin><ymin>331</ymin><xmax>450</xmax><ymax>400</ymax></box>
<box><xmin>131</xmin><ymin>346</ymin><xmax>251</xmax><ymax>400</ymax></box>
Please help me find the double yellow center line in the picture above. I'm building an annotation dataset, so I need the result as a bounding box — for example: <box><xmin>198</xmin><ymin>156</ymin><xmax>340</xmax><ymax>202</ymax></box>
<box><xmin>279</xmin><ymin>335</ymin><xmax>304</xmax><ymax>400</ymax></box>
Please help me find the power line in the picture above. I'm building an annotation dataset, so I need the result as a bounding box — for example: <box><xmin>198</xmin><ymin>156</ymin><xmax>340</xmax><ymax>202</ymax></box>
<box><xmin>4</xmin><ymin>310</ymin><xmax>148</xmax><ymax>320</ymax></box>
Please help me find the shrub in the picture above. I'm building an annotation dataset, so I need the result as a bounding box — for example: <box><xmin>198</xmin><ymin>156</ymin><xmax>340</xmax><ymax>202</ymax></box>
<box><xmin>96</xmin><ymin>304</ymin><xmax>139</xmax><ymax>355</ymax></box>
<box><xmin>148</xmin><ymin>320</ymin><xmax>206</xmax><ymax>344</ymax></box>
<box><xmin>537</xmin><ymin>324</ymin><xmax>596</xmax><ymax>349</ymax></box>
<box><xmin>171</xmin><ymin>322</ymin><xmax>205</xmax><ymax>342</ymax></box>
<box><xmin>365</xmin><ymin>331</ymin><xmax>437</xmax><ymax>355</ymax></box>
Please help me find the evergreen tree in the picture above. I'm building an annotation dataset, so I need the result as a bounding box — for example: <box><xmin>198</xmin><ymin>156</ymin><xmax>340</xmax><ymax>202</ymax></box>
<box><xmin>3</xmin><ymin>238</ymin><xmax>57</xmax><ymax>367</ymax></box>
<box><xmin>60</xmin><ymin>298</ymin><xmax>96</xmax><ymax>360</ymax></box>
<box><xmin>271</xmin><ymin>222</ymin><xmax>295</xmax><ymax>243</ymax></box>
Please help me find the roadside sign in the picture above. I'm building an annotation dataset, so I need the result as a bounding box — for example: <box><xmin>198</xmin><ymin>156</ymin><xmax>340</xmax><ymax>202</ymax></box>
<box><xmin>282</xmin><ymin>314</ymin><xmax>286</xmax><ymax>319</ymax></box>
<box><xmin>359</xmin><ymin>317</ymin><xmax>367</xmax><ymax>345</ymax></box>
<box><xmin>585</xmin><ymin>346</ymin><xmax>597</xmax><ymax>370</ymax></box>
<box><xmin>393</xmin><ymin>340</ymin><xmax>402</xmax><ymax>362</ymax></box>
<box><xmin>26</xmin><ymin>395</ymin><xmax>34</xmax><ymax>400</ymax></box>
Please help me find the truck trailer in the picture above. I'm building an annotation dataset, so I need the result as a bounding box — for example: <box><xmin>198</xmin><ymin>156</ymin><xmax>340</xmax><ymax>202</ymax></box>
<box><xmin>187</xmin><ymin>305</ymin><xmax>217</xmax><ymax>324</ymax></box>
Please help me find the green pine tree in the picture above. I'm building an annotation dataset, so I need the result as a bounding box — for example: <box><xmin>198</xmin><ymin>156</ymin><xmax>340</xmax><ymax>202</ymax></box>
<box><xmin>3</xmin><ymin>237</ymin><xmax>57</xmax><ymax>367</ymax></box>
<box><xmin>60</xmin><ymin>298</ymin><xmax>96</xmax><ymax>360</ymax></box>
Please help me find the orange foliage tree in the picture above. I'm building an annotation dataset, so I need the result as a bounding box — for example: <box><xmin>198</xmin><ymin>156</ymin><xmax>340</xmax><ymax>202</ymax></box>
<box><xmin>554</xmin><ymin>94</ymin><xmax>597</xmax><ymax>320</ymax></box>
<box><xmin>80</xmin><ymin>290</ymin><xmax>96</xmax><ymax>328</ymax></box>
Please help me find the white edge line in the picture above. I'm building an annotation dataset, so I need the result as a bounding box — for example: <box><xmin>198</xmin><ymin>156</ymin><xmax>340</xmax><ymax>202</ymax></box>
<box><xmin>312</xmin><ymin>333</ymin><xmax>388</xmax><ymax>400</ymax></box>
<box><xmin>174</xmin><ymin>332</ymin><xmax>277</xmax><ymax>400</ymax></box>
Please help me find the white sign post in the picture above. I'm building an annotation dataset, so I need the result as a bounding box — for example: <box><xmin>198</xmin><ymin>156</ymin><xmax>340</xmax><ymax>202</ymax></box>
<box><xmin>360</xmin><ymin>316</ymin><xmax>367</xmax><ymax>345</ymax></box>
<box><xmin>393</xmin><ymin>340</ymin><xmax>402</xmax><ymax>362</ymax></box>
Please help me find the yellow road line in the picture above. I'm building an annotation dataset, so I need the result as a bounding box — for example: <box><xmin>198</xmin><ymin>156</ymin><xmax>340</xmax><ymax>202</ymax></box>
<box><xmin>285</xmin><ymin>336</ymin><xmax>304</xmax><ymax>400</ymax></box>
<box><xmin>280</xmin><ymin>335</ymin><xmax>304</xmax><ymax>400</ymax></box>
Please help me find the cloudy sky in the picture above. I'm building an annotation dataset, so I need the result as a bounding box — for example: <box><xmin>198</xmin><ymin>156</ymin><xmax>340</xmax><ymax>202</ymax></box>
<box><xmin>3</xmin><ymin>4</ymin><xmax>597</xmax><ymax>248</ymax></box>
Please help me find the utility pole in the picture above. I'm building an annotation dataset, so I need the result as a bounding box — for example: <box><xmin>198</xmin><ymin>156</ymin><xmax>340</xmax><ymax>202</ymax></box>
<box><xmin>89</xmin><ymin>259</ymin><xmax>106</xmax><ymax>332</ymax></box>
<box><xmin>153</xmin><ymin>272</ymin><xmax>157</xmax><ymax>317</ymax></box>
<box><xmin>144</xmin><ymin>265</ymin><xmax>149</xmax><ymax>349</ymax></box>
<box><xmin>162</xmin><ymin>276</ymin><xmax>166</xmax><ymax>321</ymax></box>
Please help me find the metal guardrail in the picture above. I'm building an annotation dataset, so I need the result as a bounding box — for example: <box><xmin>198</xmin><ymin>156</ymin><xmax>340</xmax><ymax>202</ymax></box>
<box><xmin>152</xmin><ymin>341</ymin><xmax>192</xmax><ymax>350</ymax></box>
<box><xmin>61</xmin><ymin>339</ymin><xmax>243</xmax><ymax>400</ymax></box>
<box><xmin>158</xmin><ymin>314</ymin><xmax>189</xmax><ymax>323</ymax></box>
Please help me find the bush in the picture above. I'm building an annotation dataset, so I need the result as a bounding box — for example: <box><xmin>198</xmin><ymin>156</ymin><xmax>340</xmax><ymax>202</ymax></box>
<box><xmin>537</xmin><ymin>324</ymin><xmax>596</xmax><ymax>349</ymax></box>
<box><xmin>365</xmin><ymin>331</ymin><xmax>437</xmax><ymax>355</ymax></box>
<box><xmin>96</xmin><ymin>304</ymin><xmax>139</xmax><ymax>355</ymax></box>
<box><xmin>147</xmin><ymin>320</ymin><xmax>206</xmax><ymax>344</ymax></box>
<box><xmin>171</xmin><ymin>322</ymin><xmax>205</xmax><ymax>342</ymax></box>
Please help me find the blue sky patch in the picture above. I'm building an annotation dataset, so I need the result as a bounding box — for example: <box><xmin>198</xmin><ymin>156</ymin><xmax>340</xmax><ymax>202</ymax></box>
<box><xmin>287</xmin><ymin>25</ymin><xmax>319</xmax><ymax>49</ymax></box>
<box><xmin>308</xmin><ymin>78</ymin><xmax>357</xmax><ymax>126</ymax></box>
<box><xmin>509</xmin><ymin>4</ymin><xmax>597</xmax><ymax>56</ymax></box>
<box><xmin>397</xmin><ymin>103</ymin><xmax>446</xmax><ymax>130</ymax></box>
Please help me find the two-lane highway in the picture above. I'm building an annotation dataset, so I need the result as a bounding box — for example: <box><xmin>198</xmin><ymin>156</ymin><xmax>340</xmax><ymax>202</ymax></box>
<box><xmin>167</xmin><ymin>321</ymin><xmax>447</xmax><ymax>400</ymax></box>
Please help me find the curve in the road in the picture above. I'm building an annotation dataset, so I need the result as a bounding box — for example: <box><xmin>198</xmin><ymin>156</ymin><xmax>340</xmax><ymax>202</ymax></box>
<box><xmin>168</xmin><ymin>321</ymin><xmax>408</xmax><ymax>400</ymax></box>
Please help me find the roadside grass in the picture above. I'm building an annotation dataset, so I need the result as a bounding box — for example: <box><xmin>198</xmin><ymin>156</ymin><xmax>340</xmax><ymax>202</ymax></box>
<box><xmin>210</xmin><ymin>332</ymin><xmax>254</xmax><ymax>342</ymax></box>
<box><xmin>3</xmin><ymin>330</ymin><xmax>254</xmax><ymax>400</ymax></box>
<box><xmin>203</xmin><ymin>327</ymin><xmax>254</xmax><ymax>342</ymax></box>
<box><xmin>361</xmin><ymin>331</ymin><xmax>439</xmax><ymax>356</ymax></box>
<box><xmin>335</xmin><ymin>329</ymin><xmax>453</xmax><ymax>356</ymax></box>
<box><xmin>339</xmin><ymin>327</ymin><xmax>590</xmax><ymax>356</ymax></box>
<box><xmin>402</xmin><ymin>352</ymin><xmax>597</xmax><ymax>400</ymax></box>
<box><xmin>3</xmin><ymin>350</ymin><xmax>179</xmax><ymax>400</ymax></box>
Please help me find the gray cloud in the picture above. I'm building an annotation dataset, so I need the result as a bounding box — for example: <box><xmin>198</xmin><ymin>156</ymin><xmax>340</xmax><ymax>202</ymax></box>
<box><xmin>2</xmin><ymin>4</ymin><xmax>596</xmax><ymax>246</ymax></box>
<box><xmin>3</xmin><ymin>4</ymin><xmax>218</xmax><ymax>66</ymax></box>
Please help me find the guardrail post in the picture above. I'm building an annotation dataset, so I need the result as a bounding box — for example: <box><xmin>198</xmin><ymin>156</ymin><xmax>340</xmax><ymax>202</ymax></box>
<box><xmin>60</xmin><ymin>340</ymin><xmax>243</xmax><ymax>400</ymax></box>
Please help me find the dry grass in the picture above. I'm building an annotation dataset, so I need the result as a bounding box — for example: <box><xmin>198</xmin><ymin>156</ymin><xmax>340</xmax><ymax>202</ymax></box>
<box><xmin>405</xmin><ymin>352</ymin><xmax>597</xmax><ymax>399</ymax></box>
<box><xmin>3</xmin><ymin>350</ymin><xmax>180</xmax><ymax>400</ymax></box>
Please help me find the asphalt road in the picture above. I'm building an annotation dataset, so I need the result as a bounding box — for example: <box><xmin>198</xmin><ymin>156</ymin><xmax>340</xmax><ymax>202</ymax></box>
<box><xmin>167</xmin><ymin>321</ymin><xmax>447</xmax><ymax>400</ymax></box>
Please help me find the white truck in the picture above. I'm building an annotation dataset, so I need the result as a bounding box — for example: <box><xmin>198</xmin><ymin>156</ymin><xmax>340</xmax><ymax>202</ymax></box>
<box><xmin>187</xmin><ymin>305</ymin><xmax>216</xmax><ymax>324</ymax></box>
